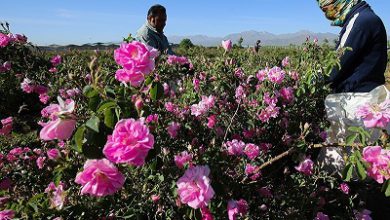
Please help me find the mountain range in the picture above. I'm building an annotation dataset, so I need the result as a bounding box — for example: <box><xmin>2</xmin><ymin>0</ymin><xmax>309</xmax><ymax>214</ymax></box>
<box><xmin>168</xmin><ymin>30</ymin><xmax>339</xmax><ymax>46</ymax></box>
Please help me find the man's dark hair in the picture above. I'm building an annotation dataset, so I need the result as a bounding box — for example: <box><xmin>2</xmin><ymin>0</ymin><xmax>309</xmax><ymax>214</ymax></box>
<box><xmin>147</xmin><ymin>4</ymin><xmax>166</xmax><ymax>18</ymax></box>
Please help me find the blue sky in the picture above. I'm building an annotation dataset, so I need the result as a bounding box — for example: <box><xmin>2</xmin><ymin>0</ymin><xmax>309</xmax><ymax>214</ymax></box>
<box><xmin>1</xmin><ymin>0</ymin><xmax>389</xmax><ymax>45</ymax></box>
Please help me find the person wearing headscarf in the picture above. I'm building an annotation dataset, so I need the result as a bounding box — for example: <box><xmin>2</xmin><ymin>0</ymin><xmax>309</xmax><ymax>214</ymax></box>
<box><xmin>316</xmin><ymin>1</ymin><xmax>390</xmax><ymax>219</ymax></box>
<box><xmin>318</xmin><ymin>0</ymin><xmax>387</xmax><ymax>93</ymax></box>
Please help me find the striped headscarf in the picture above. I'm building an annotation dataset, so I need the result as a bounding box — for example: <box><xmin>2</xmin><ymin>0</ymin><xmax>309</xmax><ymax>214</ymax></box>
<box><xmin>317</xmin><ymin>0</ymin><xmax>361</xmax><ymax>26</ymax></box>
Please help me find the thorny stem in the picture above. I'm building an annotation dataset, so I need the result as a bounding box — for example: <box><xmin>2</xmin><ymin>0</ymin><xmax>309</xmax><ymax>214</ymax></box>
<box><xmin>223</xmin><ymin>99</ymin><xmax>242</xmax><ymax>143</ymax></box>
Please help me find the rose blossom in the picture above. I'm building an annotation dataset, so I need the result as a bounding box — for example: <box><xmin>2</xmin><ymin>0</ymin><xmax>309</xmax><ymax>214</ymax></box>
<box><xmin>167</xmin><ymin>122</ymin><xmax>181</xmax><ymax>138</ymax></box>
<box><xmin>40</xmin><ymin>97</ymin><xmax>77</xmax><ymax>141</ymax></box>
<box><xmin>207</xmin><ymin>115</ymin><xmax>217</xmax><ymax>129</ymax></box>
<box><xmin>75</xmin><ymin>159</ymin><xmax>125</xmax><ymax>197</ymax></box>
<box><xmin>177</xmin><ymin>165</ymin><xmax>215</xmax><ymax>209</ymax></box>
<box><xmin>44</xmin><ymin>182</ymin><xmax>66</xmax><ymax>210</ymax></box>
<box><xmin>0</xmin><ymin>117</ymin><xmax>13</xmax><ymax>136</ymax></box>
<box><xmin>36</xmin><ymin>156</ymin><xmax>46</xmax><ymax>169</ymax></box>
<box><xmin>47</xmin><ymin>148</ymin><xmax>61</xmax><ymax>160</ymax></box>
<box><xmin>362</xmin><ymin>146</ymin><xmax>390</xmax><ymax>183</ymax></box>
<box><xmin>0</xmin><ymin>209</ymin><xmax>14</xmax><ymax>219</ymax></box>
<box><xmin>221</xmin><ymin>40</ymin><xmax>232</xmax><ymax>52</ymax></box>
<box><xmin>20</xmin><ymin>78</ymin><xmax>35</xmax><ymax>93</ymax></box>
<box><xmin>114</xmin><ymin>41</ymin><xmax>158</xmax><ymax>85</ymax></box>
<box><xmin>339</xmin><ymin>183</ymin><xmax>350</xmax><ymax>195</ymax></box>
<box><xmin>174</xmin><ymin>151</ymin><xmax>193</xmax><ymax>169</ymax></box>
<box><xmin>295</xmin><ymin>157</ymin><xmax>314</xmax><ymax>175</ymax></box>
<box><xmin>244</xmin><ymin>143</ymin><xmax>260</xmax><ymax>160</ymax></box>
<box><xmin>267</xmin><ymin>66</ymin><xmax>285</xmax><ymax>84</ymax></box>
<box><xmin>281</xmin><ymin>56</ymin><xmax>290</xmax><ymax>67</ymax></box>
<box><xmin>227</xmin><ymin>199</ymin><xmax>248</xmax><ymax>220</ymax></box>
<box><xmin>0</xmin><ymin>33</ymin><xmax>10</xmax><ymax>47</ymax></box>
<box><xmin>245</xmin><ymin>164</ymin><xmax>261</xmax><ymax>180</ymax></box>
<box><xmin>167</xmin><ymin>55</ymin><xmax>189</xmax><ymax>65</ymax></box>
<box><xmin>50</xmin><ymin>55</ymin><xmax>62</xmax><ymax>66</ymax></box>
<box><xmin>355</xmin><ymin>99</ymin><xmax>390</xmax><ymax>128</ymax></box>
<box><xmin>103</xmin><ymin>118</ymin><xmax>154</xmax><ymax>166</ymax></box>
<box><xmin>225</xmin><ymin>139</ymin><xmax>245</xmax><ymax>156</ymax></box>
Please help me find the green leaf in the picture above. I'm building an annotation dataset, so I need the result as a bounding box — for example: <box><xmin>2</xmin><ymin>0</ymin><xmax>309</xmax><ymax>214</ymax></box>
<box><xmin>150</xmin><ymin>82</ymin><xmax>164</xmax><ymax>100</ymax></box>
<box><xmin>97</xmin><ymin>101</ymin><xmax>117</xmax><ymax>113</ymax></box>
<box><xmin>83</xmin><ymin>85</ymin><xmax>99</xmax><ymax>98</ymax></box>
<box><xmin>342</xmin><ymin>163</ymin><xmax>353</xmax><ymax>182</ymax></box>
<box><xmin>144</xmin><ymin>76</ymin><xmax>153</xmax><ymax>85</ymax></box>
<box><xmin>104</xmin><ymin>108</ymin><xmax>116</xmax><ymax>128</ymax></box>
<box><xmin>356</xmin><ymin>160</ymin><xmax>367</xmax><ymax>180</ymax></box>
<box><xmin>73</xmin><ymin>125</ymin><xmax>86</xmax><ymax>153</ymax></box>
<box><xmin>88</xmin><ymin>95</ymin><xmax>101</xmax><ymax>111</ymax></box>
<box><xmin>346</xmin><ymin>133</ymin><xmax>358</xmax><ymax>146</ymax></box>
<box><xmin>347</xmin><ymin>126</ymin><xmax>361</xmax><ymax>133</ymax></box>
<box><xmin>86</xmin><ymin>116</ymin><xmax>100</xmax><ymax>133</ymax></box>
<box><xmin>382</xmin><ymin>180</ymin><xmax>390</xmax><ymax>197</ymax></box>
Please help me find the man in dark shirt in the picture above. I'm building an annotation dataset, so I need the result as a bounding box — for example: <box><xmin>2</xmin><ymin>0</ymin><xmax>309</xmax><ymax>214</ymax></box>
<box><xmin>319</xmin><ymin>0</ymin><xmax>387</xmax><ymax>93</ymax></box>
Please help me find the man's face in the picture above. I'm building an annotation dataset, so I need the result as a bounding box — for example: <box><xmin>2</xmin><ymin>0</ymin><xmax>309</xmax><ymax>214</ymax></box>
<box><xmin>148</xmin><ymin>12</ymin><xmax>167</xmax><ymax>33</ymax></box>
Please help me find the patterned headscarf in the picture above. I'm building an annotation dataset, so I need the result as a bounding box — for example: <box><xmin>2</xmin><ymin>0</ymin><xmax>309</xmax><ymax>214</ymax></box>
<box><xmin>317</xmin><ymin>0</ymin><xmax>361</xmax><ymax>26</ymax></box>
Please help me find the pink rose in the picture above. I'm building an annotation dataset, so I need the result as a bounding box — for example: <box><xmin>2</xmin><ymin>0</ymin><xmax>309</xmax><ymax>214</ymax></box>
<box><xmin>244</xmin><ymin>143</ymin><xmax>260</xmax><ymax>160</ymax></box>
<box><xmin>339</xmin><ymin>183</ymin><xmax>350</xmax><ymax>195</ymax></box>
<box><xmin>20</xmin><ymin>78</ymin><xmax>35</xmax><ymax>93</ymax></box>
<box><xmin>75</xmin><ymin>159</ymin><xmax>125</xmax><ymax>197</ymax></box>
<box><xmin>36</xmin><ymin>156</ymin><xmax>46</xmax><ymax>169</ymax></box>
<box><xmin>295</xmin><ymin>157</ymin><xmax>314</xmax><ymax>175</ymax></box>
<box><xmin>279</xmin><ymin>87</ymin><xmax>295</xmax><ymax>104</ymax></box>
<box><xmin>356</xmin><ymin>100</ymin><xmax>390</xmax><ymax>129</ymax></box>
<box><xmin>177</xmin><ymin>165</ymin><xmax>215</xmax><ymax>209</ymax></box>
<box><xmin>114</xmin><ymin>41</ymin><xmax>158</xmax><ymax>85</ymax></box>
<box><xmin>362</xmin><ymin>146</ymin><xmax>390</xmax><ymax>183</ymax></box>
<box><xmin>40</xmin><ymin>118</ymin><xmax>76</xmax><ymax>141</ymax></box>
<box><xmin>201</xmin><ymin>207</ymin><xmax>214</xmax><ymax>220</ymax></box>
<box><xmin>245</xmin><ymin>164</ymin><xmax>261</xmax><ymax>180</ymax></box>
<box><xmin>167</xmin><ymin>55</ymin><xmax>189</xmax><ymax>65</ymax></box>
<box><xmin>44</xmin><ymin>182</ymin><xmax>66</xmax><ymax>210</ymax></box>
<box><xmin>103</xmin><ymin>118</ymin><xmax>154</xmax><ymax>166</ymax></box>
<box><xmin>115</xmin><ymin>68</ymin><xmax>145</xmax><ymax>87</ymax></box>
<box><xmin>0</xmin><ymin>33</ymin><xmax>10</xmax><ymax>47</ymax></box>
<box><xmin>167</xmin><ymin>122</ymin><xmax>181</xmax><ymax>138</ymax></box>
<box><xmin>0</xmin><ymin>209</ymin><xmax>15</xmax><ymax>219</ymax></box>
<box><xmin>267</xmin><ymin>66</ymin><xmax>285</xmax><ymax>84</ymax></box>
<box><xmin>14</xmin><ymin>34</ymin><xmax>27</xmax><ymax>44</ymax></box>
<box><xmin>221</xmin><ymin>40</ymin><xmax>232</xmax><ymax>52</ymax></box>
<box><xmin>151</xmin><ymin>194</ymin><xmax>160</xmax><ymax>203</ymax></box>
<box><xmin>227</xmin><ymin>199</ymin><xmax>248</xmax><ymax>220</ymax></box>
<box><xmin>281</xmin><ymin>56</ymin><xmax>290</xmax><ymax>67</ymax></box>
<box><xmin>0</xmin><ymin>117</ymin><xmax>13</xmax><ymax>136</ymax></box>
<box><xmin>47</xmin><ymin>149</ymin><xmax>61</xmax><ymax>160</ymax></box>
<box><xmin>50</xmin><ymin>55</ymin><xmax>62</xmax><ymax>67</ymax></box>
<box><xmin>207</xmin><ymin>115</ymin><xmax>217</xmax><ymax>129</ymax></box>
<box><xmin>174</xmin><ymin>151</ymin><xmax>193</xmax><ymax>169</ymax></box>
<box><xmin>226</xmin><ymin>139</ymin><xmax>245</xmax><ymax>156</ymax></box>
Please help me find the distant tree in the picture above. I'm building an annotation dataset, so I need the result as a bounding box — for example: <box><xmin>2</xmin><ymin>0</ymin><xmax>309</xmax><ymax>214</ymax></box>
<box><xmin>237</xmin><ymin>36</ymin><xmax>244</xmax><ymax>48</ymax></box>
<box><xmin>324</xmin><ymin>38</ymin><xmax>329</xmax><ymax>44</ymax></box>
<box><xmin>179</xmin><ymin>38</ymin><xmax>194</xmax><ymax>50</ymax></box>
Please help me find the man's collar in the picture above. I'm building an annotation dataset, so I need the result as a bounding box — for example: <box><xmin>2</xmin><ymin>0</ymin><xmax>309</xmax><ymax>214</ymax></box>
<box><xmin>146</xmin><ymin>21</ymin><xmax>163</xmax><ymax>34</ymax></box>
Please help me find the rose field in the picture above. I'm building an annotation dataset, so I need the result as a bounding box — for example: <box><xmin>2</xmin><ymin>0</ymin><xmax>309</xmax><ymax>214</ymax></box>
<box><xmin>1</xmin><ymin>23</ymin><xmax>390</xmax><ymax>219</ymax></box>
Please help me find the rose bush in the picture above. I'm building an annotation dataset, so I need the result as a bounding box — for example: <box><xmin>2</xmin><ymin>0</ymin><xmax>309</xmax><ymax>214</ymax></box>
<box><xmin>1</xmin><ymin>27</ymin><xmax>389</xmax><ymax>219</ymax></box>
